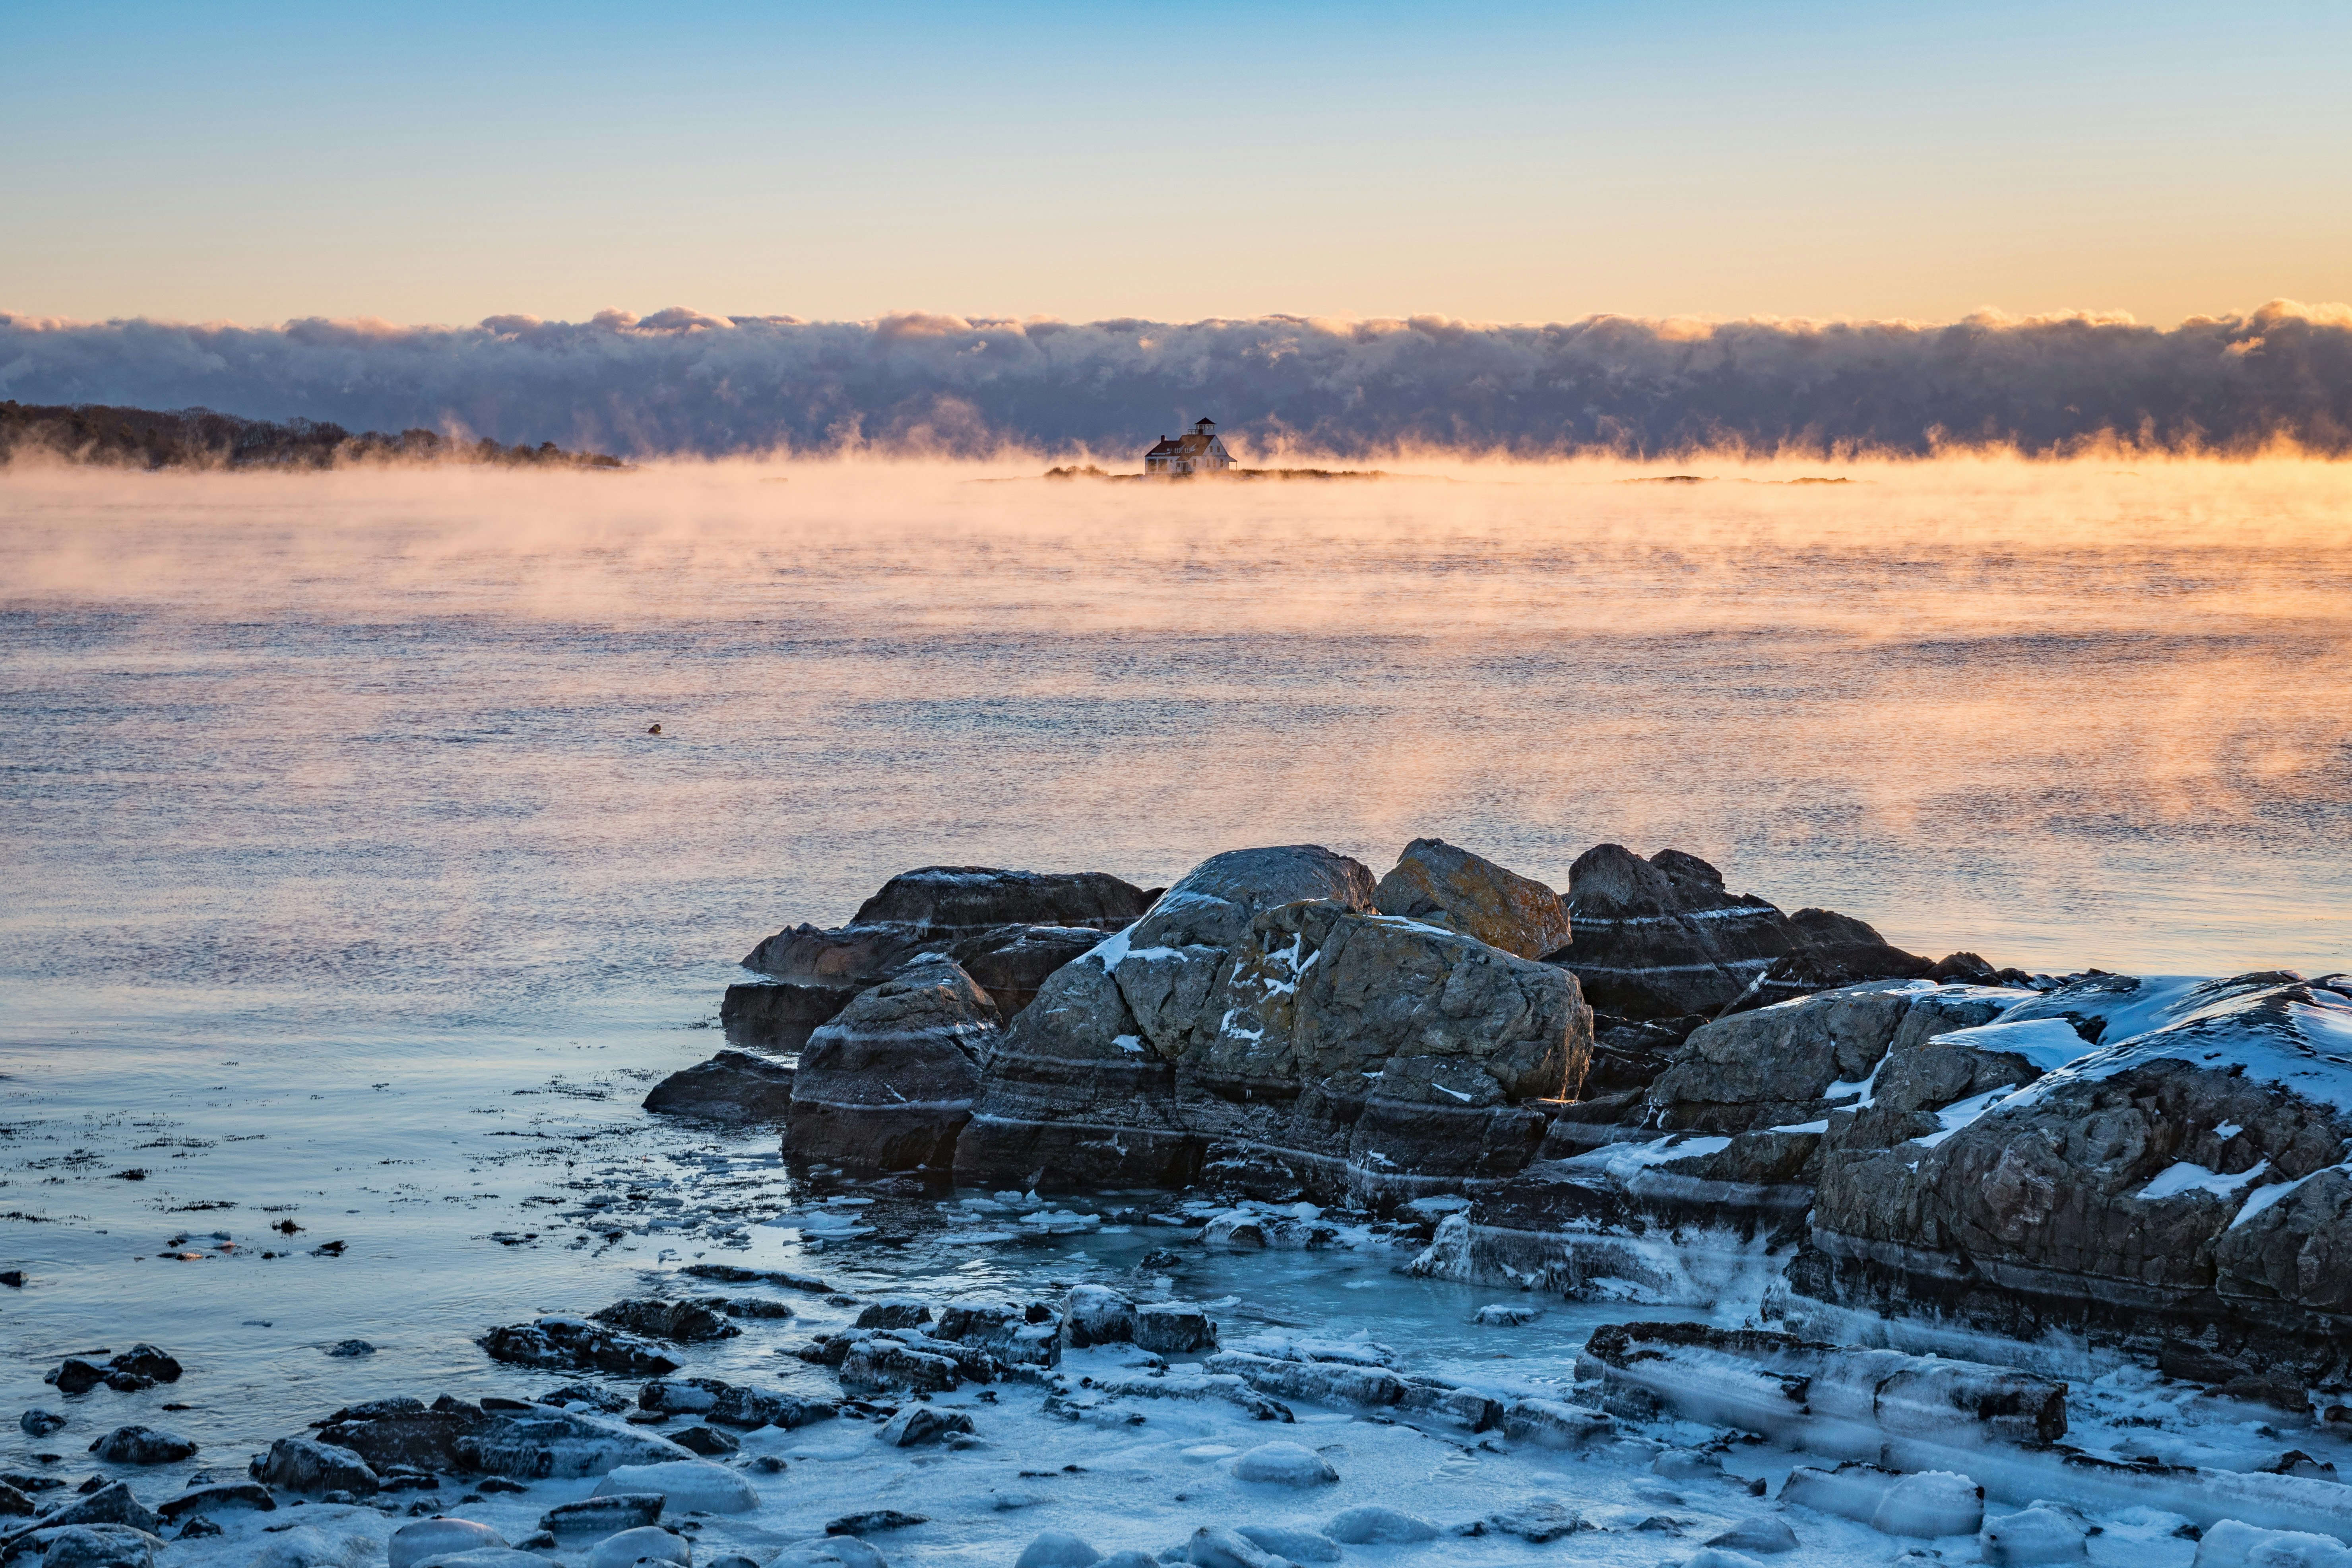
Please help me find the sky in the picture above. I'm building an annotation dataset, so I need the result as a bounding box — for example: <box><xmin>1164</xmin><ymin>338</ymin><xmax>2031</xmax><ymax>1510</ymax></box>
<box><xmin>5</xmin><ymin>0</ymin><xmax>2349</xmax><ymax>331</ymax></box>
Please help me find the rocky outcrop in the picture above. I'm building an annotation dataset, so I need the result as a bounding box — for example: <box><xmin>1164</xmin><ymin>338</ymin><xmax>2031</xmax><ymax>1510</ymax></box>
<box><xmin>948</xmin><ymin>926</ymin><xmax>1106</xmax><ymax>1021</ymax></box>
<box><xmin>1551</xmin><ymin>844</ymin><xmax>1936</xmax><ymax>1021</ymax></box>
<box><xmin>952</xmin><ymin>844</ymin><xmax>1590</xmax><ymax>1200</ymax></box>
<box><xmin>786</xmin><ymin>955</ymin><xmax>999</xmax><ymax>1175</ymax></box>
<box><xmin>1372</xmin><ymin>838</ymin><xmax>1571</xmax><ymax>959</ymax></box>
<box><xmin>640</xmin><ymin>1051</ymin><xmax>795</xmax><ymax>1125</ymax></box>
<box><xmin>719</xmin><ymin>982</ymin><xmax>856</xmax><ymax>1051</ymax></box>
<box><xmin>741</xmin><ymin>867</ymin><xmax>1154</xmax><ymax>985</ymax></box>
<box><xmin>1795</xmin><ymin>972</ymin><xmax>2352</xmax><ymax>1377</ymax></box>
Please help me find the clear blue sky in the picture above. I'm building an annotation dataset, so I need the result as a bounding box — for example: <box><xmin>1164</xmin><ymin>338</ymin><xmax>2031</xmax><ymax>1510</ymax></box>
<box><xmin>5</xmin><ymin>0</ymin><xmax>2347</xmax><ymax>327</ymax></box>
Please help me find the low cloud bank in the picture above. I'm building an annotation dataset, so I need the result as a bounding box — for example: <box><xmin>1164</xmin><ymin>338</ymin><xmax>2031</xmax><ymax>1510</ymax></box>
<box><xmin>4</xmin><ymin>302</ymin><xmax>2350</xmax><ymax>459</ymax></box>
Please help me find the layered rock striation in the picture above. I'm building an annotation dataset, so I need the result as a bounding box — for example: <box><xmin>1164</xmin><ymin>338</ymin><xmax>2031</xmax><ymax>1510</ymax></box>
<box><xmin>787</xmin><ymin>955</ymin><xmax>1001</xmax><ymax>1176</ymax></box>
<box><xmin>952</xmin><ymin>844</ymin><xmax>1591</xmax><ymax>1200</ymax></box>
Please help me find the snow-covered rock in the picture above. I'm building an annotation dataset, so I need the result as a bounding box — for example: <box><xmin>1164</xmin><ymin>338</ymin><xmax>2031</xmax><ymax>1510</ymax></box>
<box><xmin>1235</xmin><ymin>1523</ymin><xmax>1341</xmax><ymax>1562</ymax></box>
<box><xmin>1012</xmin><ymin>1531</ymin><xmax>1101</xmax><ymax>1568</ymax></box>
<box><xmin>1323</xmin><ymin>1506</ymin><xmax>1438</xmax><ymax>1544</ymax></box>
<box><xmin>1869</xmin><ymin>1470</ymin><xmax>1984</xmax><ymax>1537</ymax></box>
<box><xmin>1979</xmin><ymin>1504</ymin><xmax>2090</xmax><ymax>1564</ymax></box>
<box><xmin>388</xmin><ymin>1518</ymin><xmax>505</xmax><ymax>1568</ymax></box>
<box><xmin>582</xmin><ymin>1528</ymin><xmax>689</xmax><ymax>1568</ymax></box>
<box><xmin>2192</xmin><ymin>1520</ymin><xmax>2352</xmax><ymax>1568</ymax></box>
<box><xmin>593</xmin><ymin>1461</ymin><xmax>757</xmax><ymax>1513</ymax></box>
<box><xmin>1228</xmin><ymin>1441</ymin><xmax>1338</xmax><ymax>1485</ymax></box>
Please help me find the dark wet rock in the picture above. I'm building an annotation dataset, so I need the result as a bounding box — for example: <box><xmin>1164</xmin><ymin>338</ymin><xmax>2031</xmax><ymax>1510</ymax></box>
<box><xmin>323</xmin><ymin>1341</ymin><xmax>374</xmax><ymax>1359</ymax></box>
<box><xmin>538</xmin><ymin>1385</ymin><xmax>628</xmax><ymax>1414</ymax></box>
<box><xmin>1549</xmin><ymin>845</ymin><xmax>1931</xmax><ymax>1021</ymax></box>
<box><xmin>0</xmin><ymin>1487</ymin><xmax>26</xmax><ymax>1520</ymax></box>
<box><xmin>173</xmin><ymin>1518</ymin><xmax>219</xmax><ymax>1542</ymax></box>
<box><xmin>23</xmin><ymin>1485</ymin><xmax>161</xmax><ymax>1541</ymax></box>
<box><xmin>743</xmin><ymin>868</ymin><xmax>1152</xmax><ymax>985</ymax></box>
<box><xmin>852</xmin><ymin>1301</ymin><xmax>930</xmax><ymax>1330</ymax></box>
<box><xmin>719</xmin><ymin>981</ymin><xmax>859</xmax><ymax>1052</ymax></box>
<box><xmin>480</xmin><ymin>1319</ymin><xmax>680</xmax><ymax>1377</ymax></box>
<box><xmin>787</xmin><ymin>957</ymin><xmax>999</xmax><ymax>1175</ymax></box>
<box><xmin>667</xmin><ymin>1427</ymin><xmax>736</xmax><ymax>1457</ymax></box>
<box><xmin>104</xmin><ymin>1350</ymin><xmax>178</xmax><ymax>1386</ymax></box>
<box><xmin>83</xmin><ymin>1430</ymin><xmax>194</xmax><ymax>1467</ymax></box>
<box><xmin>931</xmin><ymin>1301</ymin><xmax>1063</xmax><ymax>1371</ymax></box>
<box><xmin>42</xmin><ymin>1366</ymin><xmax>106</xmax><ymax>1399</ymax></box>
<box><xmin>1134</xmin><ymin>1303</ymin><xmax>1218</xmax><ymax>1355</ymax></box>
<box><xmin>251</xmin><ymin>1439</ymin><xmax>378</xmax><ymax>1496</ymax></box>
<box><xmin>1479</xmin><ymin>1497</ymin><xmax>1585</xmax><ymax>1542</ymax></box>
<box><xmin>591</xmin><ymin>1299</ymin><xmax>741</xmax><ymax>1345</ymax></box>
<box><xmin>637</xmin><ymin>1378</ymin><xmax>836</xmax><ymax>1431</ymax></box>
<box><xmin>539</xmin><ymin>1496</ymin><xmax>662</xmax><ymax>1533</ymax></box>
<box><xmin>874</xmin><ymin>1408</ymin><xmax>973</xmax><ymax>1447</ymax></box>
<box><xmin>641</xmin><ymin>1052</ymin><xmax>795</xmax><ymax>1126</ymax></box>
<box><xmin>1373</xmin><ymin>837</ymin><xmax>1571</xmax><ymax>960</ymax></box>
<box><xmin>154</xmin><ymin>1484</ymin><xmax>271</xmax><ymax>1522</ymax></box>
<box><xmin>838</xmin><ymin>1341</ymin><xmax>960</xmax><ymax>1394</ymax></box>
<box><xmin>315</xmin><ymin>1402</ymin><xmax>487</xmax><ymax>1474</ymax></box>
<box><xmin>825</xmin><ymin>1510</ymin><xmax>927</xmax><ymax>1536</ymax></box>
<box><xmin>1798</xmin><ymin>973</ymin><xmax>2352</xmax><ymax>1366</ymax></box>
<box><xmin>956</xmin><ymin>844</ymin><xmax>1589</xmax><ymax>1199</ymax></box>
<box><xmin>949</xmin><ymin>926</ymin><xmax>1109</xmax><ymax>1022</ymax></box>
<box><xmin>0</xmin><ymin>1273</ymin><xmax>19</xmax><ymax>1289</ymax></box>
<box><xmin>17</xmin><ymin>1416</ymin><xmax>64</xmax><ymax>1439</ymax></box>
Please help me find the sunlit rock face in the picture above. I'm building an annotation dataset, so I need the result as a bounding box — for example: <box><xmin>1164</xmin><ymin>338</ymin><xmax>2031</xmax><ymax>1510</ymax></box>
<box><xmin>1554</xmin><ymin>843</ymin><xmax>1933</xmax><ymax>1020</ymax></box>
<box><xmin>1797</xmin><ymin>972</ymin><xmax>2352</xmax><ymax>1374</ymax></box>
<box><xmin>953</xmin><ymin>843</ymin><xmax>1591</xmax><ymax>1200</ymax></box>
<box><xmin>741</xmin><ymin>866</ymin><xmax>1156</xmax><ymax>986</ymax></box>
<box><xmin>787</xmin><ymin>955</ymin><xmax>1000</xmax><ymax>1175</ymax></box>
<box><xmin>1372</xmin><ymin>836</ymin><xmax>1572</xmax><ymax>960</ymax></box>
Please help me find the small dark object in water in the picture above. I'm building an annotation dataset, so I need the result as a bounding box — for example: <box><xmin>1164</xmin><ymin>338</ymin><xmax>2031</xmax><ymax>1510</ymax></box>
<box><xmin>827</xmin><ymin>1511</ymin><xmax>927</xmax><ymax>1536</ymax></box>
<box><xmin>0</xmin><ymin>1271</ymin><xmax>24</xmax><ymax>1288</ymax></box>
<box><xmin>324</xmin><ymin>1340</ymin><xmax>374</xmax><ymax>1359</ymax></box>
<box><xmin>647</xmin><ymin>724</ymin><xmax>662</xmax><ymax>735</ymax></box>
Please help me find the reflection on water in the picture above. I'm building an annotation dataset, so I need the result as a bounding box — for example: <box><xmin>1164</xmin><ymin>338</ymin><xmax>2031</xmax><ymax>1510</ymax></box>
<box><xmin>0</xmin><ymin>455</ymin><xmax>2347</xmax><ymax>1470</ymax></box>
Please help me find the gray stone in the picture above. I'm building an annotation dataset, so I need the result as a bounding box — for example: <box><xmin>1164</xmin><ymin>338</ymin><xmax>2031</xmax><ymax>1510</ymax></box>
<box><xmin>17</xmin><ymin>1413</ymin><xmax>64</xmax><ymax>1439</ymax></box>
<box><xmin>1704</xmin><ymin>1517</ymin><xmax>1799</xmax><ymax>1554</ymax></box>
<box><xmin>637</xmin><ymin>1377</ymin><xmax>835</xmax><ymax>1431</ymax></box>
<box><xmin>154</xmin><ymin>1485</ymin><xmax>272</xmax><ymax>1522</ymax></box>
<box><xmin>1323</xmin><ymin>1506</ymin><xmax>1439</xmax><ymax>1544</ymax></box>
<box><xmin>788</xmin><ymin>957</ymin><xmax>998</xmax><ymax>1174</ymax></box>
<box><xmin>950</xmin><ymin>927</ymin><xmax>1109</xmax><ymax>1022</ymax></box>
<box><xmin>1013</xmin><ymin>1532</ymin><xmax>1101</xmax><ymax>1568</ymax></box>
<box><xmin>538</xmin><ymin>1495</ymin><xmax>663</xmax><ymax>1534</ymax></box>
<box><xmin>591</xmin><ymin>1299</ymin><xmax>742</xmax><ymax>1345</ymax></box>
<box><xmin>1233</xmin><ymin>1525</ymin><xmax>1340</xmax><ymax>1562</ymax></box>
<box><xmin>743</xmin><ymin>868</ymin><xmax>1151</xmax><ymax>984</ymax></box>
<box><xmin>4</xmin><ymin>1526</ymin><xmax>160</xmax><ymax>1568</ymax></box>
<box><xmin>1373</xmin><ymin>837</ymin><xmax>1571</xmax><ymax>959</ymax></box>
<box><xmin>249</xmin><ymin>1439</ymin><xmax>378</xmax><ymax>1497</ymax></box>
<box><xmin>479</xmin><ymin>1318</ymin><xmax>681</xmax><ymax>1376</ymax></box>
<box><xmin>642</xmin><ymin>1052</ymin><xmax>795</xmax><ymax>1126</ymax></box>
<box><xmin>873</xmin><ymin>1408</ymin><xmax>972</xmax><ymax>1448</ymax></box>
<box><xmin>720</xmin><ymin>981</ymin><xmax>858</xmax><ymax>1052</ymax></box>
<box><xmin>85</xmin><ymin>1429</ymin><xmax>195</xmax><ymax>1466</ymax></box>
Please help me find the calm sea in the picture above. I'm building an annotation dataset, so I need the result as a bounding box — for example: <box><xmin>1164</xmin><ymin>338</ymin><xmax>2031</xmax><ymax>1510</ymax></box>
<box><xmin>1</xmin><ymin>456</ymin><xmax>2347</xmax><ymax>1475</ymax></box>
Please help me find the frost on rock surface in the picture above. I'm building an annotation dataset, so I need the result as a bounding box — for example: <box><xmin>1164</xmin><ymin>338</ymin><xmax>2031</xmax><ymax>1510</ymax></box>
<box><xmin>953</xmin><ymin>843</ymin><xmax>1591</xmax><ymax>1200</ymax></box>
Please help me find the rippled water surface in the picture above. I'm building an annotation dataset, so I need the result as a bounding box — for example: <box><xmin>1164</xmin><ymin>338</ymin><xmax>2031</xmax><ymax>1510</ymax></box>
<box><xmin>2</xmin><ymin>457</ymin><xmax>2349</xmax><ymax>1492</ymax></box>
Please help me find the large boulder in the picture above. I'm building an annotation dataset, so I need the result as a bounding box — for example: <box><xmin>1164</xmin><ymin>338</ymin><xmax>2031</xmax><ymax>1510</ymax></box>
<box><xmin>1552</xmin><ymin>844</ymin><xmax>1932</xmax><ymax>1020</ymax></box>
<box><xmin>641</xmin><ymin>1052</ymin><xmax>795</xmax><ymax>1125</ymax></box>
<box><xmin>787</xmin><ymin>955</ymin><xmax>999</xmax><ymax>1173</ymax></box>
<box><xmin>742</xmin><ymin>867</ymin><xmax>1154</xmax><ymax>983</ymax></box>
<box><xmin>949</xmin><ymin>925</ymin><xmax>1107</xmax><ymax>1021</ymax></box>
<box><xmin>719</xmin><ymin>981</ymin><xmax>857</xmax><ymax>1051</ymax></box>
<box><xmin>955</xmin><ymin>844</ymin><xmax>1590</xmax><ymax>1199</ymax></box>
<box><xmin>1373</xmin><ymin>837</ymin><xmax>1571</xmax><ymax>959</ymax></box>
<box><xmin>1797</xmin><ymin>973</ymin><xmax>2352</xmax><ymax>1373</ymax></box>
<box><xmin>955</xmin><ymin>845</ymin><xmax>1378</xmax><ymax>1191</ymax></box>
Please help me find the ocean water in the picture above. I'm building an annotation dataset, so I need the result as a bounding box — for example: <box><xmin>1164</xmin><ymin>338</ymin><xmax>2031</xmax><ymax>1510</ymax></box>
<box><xmin>1</xmin><ymin>457</ymin><xmax>2348</xmax><ymax>1556</ymax></box>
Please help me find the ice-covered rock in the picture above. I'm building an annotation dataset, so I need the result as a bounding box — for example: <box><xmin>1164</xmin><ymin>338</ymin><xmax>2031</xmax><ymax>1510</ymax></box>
<box><xmin>771</xmin><ymin>1542</ymin><xmax>890</xmax><ymax>1568</ymax></box>
<box><xmin>1229</xmin><ymin>1441</ymin><xmax>1338</xmax><ymax>1485</ymax></box>
<box><xmin>414</xmin><ymin>1553</ymin><xmax>556</xmax><ymax>1568</ymax></box>
<box><xmin>1801</xmin><ymin>972</ymin><xmax>2352</xmax><ymax>1364</ymax></box>
<box><xmin>1013</xmin><ymin>1532</ymin><xmax>1101</xmax><ymax>1568</ymax></box>
<box><xmin>1183</xmin><ymin>1526</ymin><xmax>1278</xmax><ymax>1568</ymax></box>
<box><xmin>582</xmin><ymin>1527</ymin><xmax>689</xmax><ymax>1568</ymax></box>
<box><xmin>541</xmin><ymin>1496</ymin><xmax>663</xmax><ymax>1534</ymax></box>
<box><xmin>6</xmin><ymin>1525</ymin><xmax>162</xmax><ymax>1568</ymax></box>
<box><xmin>1479</xmin><ymin>1496</ymin><xmax>1584</xmax><ymax>1541</ymax></box>
<box><xmin>1234</xmin><ymin>1525</ymin><xmax>1339</xmax><ymax>1562</ymax></box>
<box><xmin>1498</xmin><ymin>1396</ymin><xmax>1613</xmax><ymax>1447</ymax></box>
<box><xmin>2193</xmin><ymin>1520</ymin><xmax>2352</xmax><ymax>1568</ymax></box>
<box><xmin>1683</xmin><ymin>1552</ymin><xmax>1766</xmax><ymax>1568</ymax></box>
<box><xmin>85</xmin><ymin>1427</ymin><xmax>196</xmax><ymax>1465</ymax></box>
<box><xmin>1979</xmin><ymin>1504</ymin><xmax>2090</xmax><ymax>1564</ymax></box>
<box><xmin>593</xmin><ymin>1461</ymin><xmax>756</xmax><ymax>1513</ymax></box>
<box><xmin>1651</xmin><ymin>1448</ymin><xmax>1723</xmax><ymax>1481</ymax></box>
<box><xmin>638</xmin><ymin>1376</ymin><xmax>836</xmax><ymax>1430</ymax></box>
<box><xmin>389</xmin><ymin>1519</ymin><xmax>506</xmax><ymax>1568</ymax></box>
<box><xmin>251</xmin><ymin>1438</ymin><xmax>380</xmax><ymax>1497</ymax></box>
<box><xmin>1779</xmin><ymin>1461</ymin><xmax>1898</xmax><ymax>1521</ymax></box>
<box><xmin>480</xmin><ymin>1317</ymin><xmax>681</xmax><ymax>1376</ymax></box>
<box><xmin>873</xmin><ymin>1408</ymin><xmax>973</xmax><ymax>1447</ymax></box>
<box><xmin>153</xmin><ymin>1484</ymin><xmax>272</xmax><ymax>1522</ymax></box>
<box><xmin>1579</xmin><ymin>1321</ymin><xmax>2065</xmax><ymax>1448</ymax></box>
<box><xmin>641</xmin><ymin>1052</ymin><xmax>795</xmax><ymax>1126</ymax></box>
<box><xmin>1204</xmin><ymin>1351</ymin><xmax>1402</xmax><ymax>1410</ymax></box>
<box><xmin>838</xmin><ymin>1340</ymin><xmax>961</xmax><ymax>1393</ymax></box>
<box><xmin>853</xmin><ymin>1300</ymin><xmax>931</xmax><ymax>1329</ymax></box>
<box><xmin>592</xmin><ymin>1298</ymin><xmax>742</xmax><ymax>1344</ymax></box>
<box><xmin>788</xmin><ymin>956</ymin><xmax>999</xmax><ymax>1174</ymax></box>
<box><xmin>1703</xmin><ymin>1517</ymin><xmax>1799</xmax><ymax>1554</ymax></box>
<box><xmin>1323</xmin><ymin>1506</ymin><xmax>1438</xmax><ymax>1544</ymax></box>
<box><xmin>1474</xmin><ymin>1302</ymin><xmax>1541</xmax><ymax>1326</ymax></box>
<box><xmin>1373</xmin><ymin>837</ymin><xmax>1571</xmax><ymax>959</ymax></box>
<box><xmin>1870</xmin><ymin>1471</ymin><xmax>1984</xmax><ymax>1537</ymax></box>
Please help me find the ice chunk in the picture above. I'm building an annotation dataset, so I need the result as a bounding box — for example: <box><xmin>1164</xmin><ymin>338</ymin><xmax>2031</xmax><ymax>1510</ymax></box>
<box><xmin>1704</xmin><ymin>1517</ymin><xmax>1799</xmax><ymax>1554</ymax></box>
<box><xmin>1235</xmin><ymin>1524</ymin><xmax>1340</xmax><ymax>1562</ymax></box>
<box><xmin>390</xmin><ymin>1520</ymin><xmax>506</xmax><ymax>1568</ymax></box>
<box><xmin>1870</xmin><ymin>1471</ymin><xmax>1984</xmax><ymax>1538</ymax></box>
<box><xmin>1229</xmin><ymin>1441</ymin><xmax>1338</xmax><ymax>1485</ymax></box>
<box><xmin>1014</xmin><ymin>1532</ymin><xmax>1102</xmax><ymax>1568</ymax></box>
<box><xmin>1324</xmin><ymin>1506</ymin><xmax>1438</xmax><ymax>1544</ymax></box>
<box><xmin>594</xmin><ymin>1461</ymin><xmax>757</xmax><ymax>1513</ymax></box>
<box><xmin>1780</xmin><ymin>1461</ymin><xmax>1898</xmax><ymax>1522</ymax></box>
<box><xmin>1980</xmin><ymin>1504</ymin><xmax>2089</xmax><ymax>1564</ymax></box>
<box><xmin>584</xmin><ymin>1529</ymin><xmax>690</xmax><ymax>1568</ymax></box>
<box><xmin>2192</xmin><ymin>1520</ymin><xmax>2352</xmax><ymax>1568</ymax></box>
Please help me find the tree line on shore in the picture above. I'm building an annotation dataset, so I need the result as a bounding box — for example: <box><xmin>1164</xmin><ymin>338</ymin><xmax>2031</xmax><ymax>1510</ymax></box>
<box><xmin>0</xmin><ymin>400</ymin><xmax>625</xmax><ymax>471</ymax></box>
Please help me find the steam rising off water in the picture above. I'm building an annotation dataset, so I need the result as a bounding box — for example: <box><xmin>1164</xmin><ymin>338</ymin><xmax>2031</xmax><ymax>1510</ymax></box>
<box><xmin>0</xmin><ymin>456</ymin><xmax>2347</xmax><ymax>1479</ymax></box>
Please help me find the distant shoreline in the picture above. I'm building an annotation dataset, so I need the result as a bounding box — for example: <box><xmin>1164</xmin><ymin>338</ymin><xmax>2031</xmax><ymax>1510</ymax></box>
<box><xmin>0</xmin><ymin>399</ymin><xmax>626</xmax><ymax>472</ymax></box>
